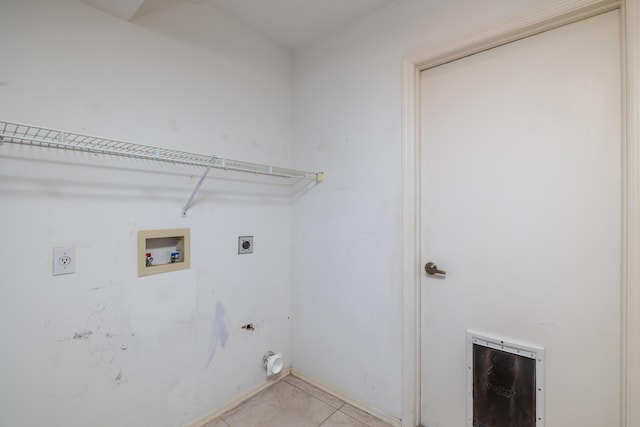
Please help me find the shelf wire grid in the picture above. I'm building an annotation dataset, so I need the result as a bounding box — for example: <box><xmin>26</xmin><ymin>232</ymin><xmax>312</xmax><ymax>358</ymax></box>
<box><xmin>0</xmin><ymin>120</ymin><xmax>319</xmax><ymax>181</ymax></box>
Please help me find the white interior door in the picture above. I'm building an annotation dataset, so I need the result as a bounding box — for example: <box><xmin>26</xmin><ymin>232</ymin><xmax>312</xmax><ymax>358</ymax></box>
<box><xmin>420</xmin><ymin>11</ymin><xmax>621</xmax><ymax>427</ymax></box>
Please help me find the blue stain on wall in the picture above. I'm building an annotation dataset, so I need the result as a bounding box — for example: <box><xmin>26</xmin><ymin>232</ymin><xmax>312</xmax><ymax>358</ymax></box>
<box><xmin>206</xmin><ymin>302</ymin><xmax>230</xmax><ymax>367</ymax></box>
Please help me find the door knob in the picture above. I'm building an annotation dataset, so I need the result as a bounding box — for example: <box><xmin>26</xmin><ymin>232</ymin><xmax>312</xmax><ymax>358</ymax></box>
<box><xmin>425</xmin><ymin>262</ymin><xmax>446</xmax><ymax>276</ymax></box>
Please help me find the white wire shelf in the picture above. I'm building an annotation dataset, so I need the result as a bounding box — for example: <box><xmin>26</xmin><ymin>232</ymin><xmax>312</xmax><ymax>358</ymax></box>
<box><xmin>0</xmin><ymin>120</ymin><xmax>322</xmax><ymax>180</ymax></box>
<box><xmin>0</xmin><ymin>120</ymin><xmax>324</xmax><ymax>216</ymax></box>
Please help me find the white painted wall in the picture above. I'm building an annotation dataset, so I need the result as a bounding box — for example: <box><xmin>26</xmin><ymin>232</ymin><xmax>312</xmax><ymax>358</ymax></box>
<box><xmin>0</xmin><ymin>1</ymin><xmax>293</xmax><ymax>426</ymax></box>
<box><xmin>291</xmin><ymin>0</ymin><xmax>549</xmax><ymax>419</ymax></box>
<box><xmin>4</xmin><ymin>0</ymin><xmax>611</xmax><ymax>424</ymax></box>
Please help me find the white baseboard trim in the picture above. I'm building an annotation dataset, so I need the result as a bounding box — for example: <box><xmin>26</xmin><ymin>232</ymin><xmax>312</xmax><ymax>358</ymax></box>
<box><xmin>184</xmin><ymin>367</ymin><xmax>291</xmax><ymax>427</ymax></box>
<box><xmin>290</xmin><ymin>368</ymin><xmax>402</xmax><ymax>427</ymax></box>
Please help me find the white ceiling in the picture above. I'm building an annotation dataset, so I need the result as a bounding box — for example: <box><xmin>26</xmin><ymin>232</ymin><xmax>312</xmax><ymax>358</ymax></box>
<box><xmin>81</xmin><ymin>0</ymin><xmax>396</xmax><ymax>50</ymax></box>
<box><xmin>81</xmin><ymin>0</ymin><xmax>145</xmax><ymax>21</ymax></box>
<box><xmin>206</xmin><ymin>0</ymin><xmax>396</xmax><ymax>50</ymax></box>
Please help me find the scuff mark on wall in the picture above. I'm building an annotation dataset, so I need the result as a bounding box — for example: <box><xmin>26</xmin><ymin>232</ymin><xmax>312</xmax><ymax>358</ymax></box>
<box><xmin>169</xmin><ymin>118</ymin><xmax>180</xmax><ymax>133</ymax></box>
<box><xmin>86</xmin><ymin>102</ymin><xmax>102</xmax><ymax>113</ymax></box>
<box><xmin>206</xmin><ymin>302</ymin><xmax>230</xmax><ymax>367</ymax></box>
<box><xmin>73</xmin><ymin>331</ymin><xmax>93</xmax><ymax>341</ymax></box>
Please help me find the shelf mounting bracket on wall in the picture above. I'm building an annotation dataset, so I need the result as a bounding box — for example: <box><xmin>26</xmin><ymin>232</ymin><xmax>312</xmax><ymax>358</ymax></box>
<box><xmin>0</xmin><ymin>120</ymin><xmax>324</xmax><ymax>215</ymax></box>
<box><xmin>182</xmin><ymin>156</ymin><xmax>216</xmax><ymax>217</ymax></box>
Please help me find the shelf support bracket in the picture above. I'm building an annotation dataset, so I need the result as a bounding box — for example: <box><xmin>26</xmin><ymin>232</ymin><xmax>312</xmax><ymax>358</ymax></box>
<box><xmin>182</xmin><ymin>156</ymin><xmax>216</xmax><ymax>217</ymax></box>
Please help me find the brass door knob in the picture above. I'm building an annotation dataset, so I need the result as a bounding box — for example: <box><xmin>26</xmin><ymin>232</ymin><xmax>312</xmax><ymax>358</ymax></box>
<box><xmin>425</xmin><ymin>262</ymin><xmax>446</xmax><ymax>276</ymax></box>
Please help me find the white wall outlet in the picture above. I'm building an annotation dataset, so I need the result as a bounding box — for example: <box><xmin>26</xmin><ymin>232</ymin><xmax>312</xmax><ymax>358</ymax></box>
<box><xmin>53</xmin><ymin>247</ymin><xmax>76</xmax><ymax>276</ymax></box>
<box><xmin>238</xmin><ymin>236</ymin><xmax>253</xmax><ymax>254</ymax></box>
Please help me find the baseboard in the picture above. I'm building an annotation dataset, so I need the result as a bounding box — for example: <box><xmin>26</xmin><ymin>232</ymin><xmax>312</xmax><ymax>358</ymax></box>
<box><xmin>290</xmin><ymin>368</ymin><xmax>402</xmax><ymax>427</ymax></box>
<box><xmin>184</xmin><ymin>366</ymin><xmax>291</xmax><ymax>427</ymax></box>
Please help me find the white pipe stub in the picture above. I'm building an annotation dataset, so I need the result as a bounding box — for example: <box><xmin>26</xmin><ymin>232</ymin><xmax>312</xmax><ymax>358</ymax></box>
<box><xmin>263</xmin><ymin>351</ymin><xmax>283</xmax><ymax>377</ymax></box>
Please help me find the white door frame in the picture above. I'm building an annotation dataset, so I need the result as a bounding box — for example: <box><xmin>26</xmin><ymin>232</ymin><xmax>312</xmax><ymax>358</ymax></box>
<box><xmin>400</xmin><ymin>1</ymin><xmax>640</xmax><ymax>426</ymax></box>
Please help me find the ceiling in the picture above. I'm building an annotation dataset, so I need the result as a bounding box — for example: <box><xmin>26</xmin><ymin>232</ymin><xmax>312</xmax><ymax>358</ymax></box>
<box><xmin>81</xmin><ymin>0</ymin><xmax>396</xmax><ymax>50</ymax></box>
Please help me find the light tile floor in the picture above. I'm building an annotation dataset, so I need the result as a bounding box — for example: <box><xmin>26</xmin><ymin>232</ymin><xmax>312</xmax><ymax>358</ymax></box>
<box><xmin>202</xmin><ymin>375</ymin><xmax>393</xmax><ymax>427</ymax></box>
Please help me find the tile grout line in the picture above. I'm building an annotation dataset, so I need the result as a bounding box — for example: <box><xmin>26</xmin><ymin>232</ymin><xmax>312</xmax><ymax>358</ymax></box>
<box><xmin>280</xmin><ymin>376</ymin><xmax>359</xmax><ymax>426</ymax></box>
<box><xmin>283</xmin><ymin>376</ymin><xmax>346</xmax><ymax>410</ymax></box>
<box><xmin>208</xmin><ymin>375</ymin><xmax>390</xmax><ymax>427</ymax></box>
<box><xmin>331</xmin><ymin>409</ymin><xmax>372</xmax><ymax>427</ymax></box>
<box><xmin>317</xmin><ymin>406</ymin><xmax>341</xmax><ymax>427</ymax></box>
<box><xmin>290</xmin><ymin>369</ymin><xmax>399</xmax><ymax>426</ymax></box>
<box><xmin>283</xmin><ymin>377</ymin><xmax>375</xmax><ymax>427</ymax></box>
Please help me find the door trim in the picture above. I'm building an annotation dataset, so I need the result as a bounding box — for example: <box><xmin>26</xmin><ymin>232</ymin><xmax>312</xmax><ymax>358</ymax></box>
<box><xmin>400</xmin><ymin>1</ymin><xmax>640</xmax><ymax>426</ymax></box>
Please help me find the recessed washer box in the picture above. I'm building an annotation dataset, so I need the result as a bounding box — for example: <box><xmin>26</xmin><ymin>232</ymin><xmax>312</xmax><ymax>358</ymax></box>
<box><xmin>138</xmin><ymin>228</ymin><xmax>190</xmax><ymax>277</ymax></box>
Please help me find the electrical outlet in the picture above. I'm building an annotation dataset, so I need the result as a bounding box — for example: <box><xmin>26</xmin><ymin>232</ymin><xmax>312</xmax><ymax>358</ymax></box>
<box><xmin>238</xmin><ymin>236</ymin><xmax>253</xmax><ymax>254</ymax></box>
<box><xmin>53</xmin><ymin>247</ymin><xmax>76</xmax><ymax>276</ymax></box>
